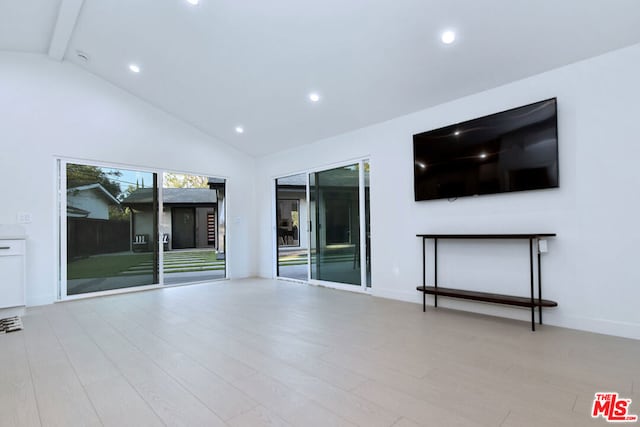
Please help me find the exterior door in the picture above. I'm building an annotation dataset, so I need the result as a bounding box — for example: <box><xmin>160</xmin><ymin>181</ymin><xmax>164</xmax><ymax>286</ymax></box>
<box><xmin>63</xmin><ymin>162</ymin><xmax>159</xmax><ymax>296</ymax></box>
<box><xmin>310</xmin><ymin>164</ymin><xmax>362</xmax><ymax>286</ymax></box>
<box><xmin>60</xmin><ymin>162</ymin><xmax>229</xmax><ymax>299</ymax></box>
<box><xmin>172</xmin><ymin>207</ymin><xmax>195</xmax><ymax>249</ymax></box>
<box><xmin>308</xmin><ymin>160</ymin><xmax>371</xmax><ymax>289</ymax></box>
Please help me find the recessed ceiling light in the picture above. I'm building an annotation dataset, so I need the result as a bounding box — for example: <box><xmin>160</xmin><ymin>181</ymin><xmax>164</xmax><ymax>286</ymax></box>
<box><xmin>235</xmin><ymin>126</ymin><xmax>244</xmax><ymax>134</ymax></box>
<box><xmin>129</xmin><ymin>64</ymin><xmax>141</xmax><ymax>73</ymax></box>
<box><xmin>309</xmin><ymin>92</ymin><xmax>321</xmax><ymax>103</ymax></box>
<box><xmin>454</xmin><ymin>130</ymin><xmax>460</xmax><ymax>136</ymax></box>
<box><xmin>479</xmin><ymin>153</ymin><xmax>487</xmax><ymax>159</ymax></box>
<box><xmin>186</xmin><ymin>0</ymin><xmax>199</xmax><ymax>4</ymax></box>
<box><xmin>441</xmin><ymin>30</ymin><xmax>456</xmax><ymax>45</ymax></box>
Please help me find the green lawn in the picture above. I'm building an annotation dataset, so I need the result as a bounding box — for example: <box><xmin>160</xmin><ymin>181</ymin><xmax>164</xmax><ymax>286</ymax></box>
<box><xmin>68</xmin><ymin>250</ymin><xmax>224</xmax><ymax>279</ymax></box>
<box><xmin>164</xmin><ymin>251</ymin><xmax>219</xmax><ymax>263</ymax></box>
<box><xmin>278</xmin><ymin>246</ymin><xmax>357</xmax><ymax>266</ymax></box>
<box><xmin>68</xmin><ymin>253</ymin><xmax>152</xmax><ymax>280</ymax></box>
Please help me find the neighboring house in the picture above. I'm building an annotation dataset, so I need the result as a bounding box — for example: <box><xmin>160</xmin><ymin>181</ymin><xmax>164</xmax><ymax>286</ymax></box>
<box><xmin>121</xmin><ymin>182</ymin><xmax>225</xmax><ymax>252</ymax></box>
<box><xmin>66</xmin><ymin>183</ymin><xmax>119</xmax><ymax>219</ymax></box>
<box><xmin>66</xmin><ymin>184</ymin><xmax>126</xmax><ymax>258</ymax></box>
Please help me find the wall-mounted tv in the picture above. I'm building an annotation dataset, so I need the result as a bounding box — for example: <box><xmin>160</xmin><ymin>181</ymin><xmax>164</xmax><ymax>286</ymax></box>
<box><xmin>413</xmin><ymin>98</ymin><xmax>559</xmax><ymax>201</ymax></box>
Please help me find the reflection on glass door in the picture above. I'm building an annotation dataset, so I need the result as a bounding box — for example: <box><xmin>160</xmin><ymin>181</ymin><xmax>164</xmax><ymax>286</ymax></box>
<box><xmin>64</xmin><ymin>163</ymin><xmax>228</xmax><ymax>297</ymax></box>
<box><xmin>310</xmin><ymin>164</ymin><xmax>362</xmax><ymax>285</ymax></box>
<box><xmin>160</xmin><ymin>173</ymin><xmax>226</xmax><ymax>285</ymax></box>
<box><xmin>66</xmin><ymin>163</ymin><xmax>158</xmax><ymax>295</ymax></box>
<box><xmin>274</xmin><ymin>160</ymin><xmax>370</xmax><ymax>288</ymax></box>
<box><xmin>276</xmin><ymin>173</ymin><xmax>308</xmax><ymax>280</ymax></box>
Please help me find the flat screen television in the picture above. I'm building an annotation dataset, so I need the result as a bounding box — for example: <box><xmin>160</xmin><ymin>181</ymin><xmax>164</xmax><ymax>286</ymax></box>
<box><xmin>413</xmin><ymin>98</ymin><xmax>559</xmax><ymax>201</ymax></box>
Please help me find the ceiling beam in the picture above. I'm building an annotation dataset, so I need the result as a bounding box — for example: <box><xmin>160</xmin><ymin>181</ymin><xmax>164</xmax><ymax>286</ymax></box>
<box><xmin>48</xmin><ymin>0</ymin><xmax>85</xmax><ymax>61</ymax></box>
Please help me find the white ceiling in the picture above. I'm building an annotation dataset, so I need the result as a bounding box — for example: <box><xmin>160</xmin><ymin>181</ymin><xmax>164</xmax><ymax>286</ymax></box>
<box><xmin>3</xmin><ymin>1</ymin><xmax>640</xmax><ymax>156</ymax></box>
<box><xmin>0</xmin><ymin>0</ymin><xmax>62</xmax><ymax>53</ymax></box>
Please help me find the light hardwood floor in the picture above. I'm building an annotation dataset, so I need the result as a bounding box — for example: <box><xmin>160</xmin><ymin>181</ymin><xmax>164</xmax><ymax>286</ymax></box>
<box><xmin>1</xmin><ymin>278</ymin><xmax>639</xmax><ymax>426</ymax></box>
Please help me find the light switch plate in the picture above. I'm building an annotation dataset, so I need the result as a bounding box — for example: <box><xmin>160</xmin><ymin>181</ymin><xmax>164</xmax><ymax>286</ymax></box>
<box><xmin>17</xmin><ymin>212</ymin><xmax>32</xmax><ymax>224</ymax></box>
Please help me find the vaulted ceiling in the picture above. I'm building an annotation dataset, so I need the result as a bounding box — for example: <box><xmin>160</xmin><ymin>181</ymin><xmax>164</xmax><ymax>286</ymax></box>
<box><xmin>2</xmin><ymin>0</ymin><xmax>640</xmax><ymax>156</ymax></box>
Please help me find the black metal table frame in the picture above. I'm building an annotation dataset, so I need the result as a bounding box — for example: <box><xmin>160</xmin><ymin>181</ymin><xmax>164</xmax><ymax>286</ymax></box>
<box><xmin>419</xmin><ymin>234</ymin><xmax>556</xmax><ymax>331</ymax></box>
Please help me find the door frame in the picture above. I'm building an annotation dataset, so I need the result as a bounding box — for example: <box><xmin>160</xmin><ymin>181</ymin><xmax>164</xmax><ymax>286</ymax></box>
<box><xmin>272</xmin><ymin>157</ymin><xmax>370</xmax><ymax>292</ymax></box>
<box><xmin>57</xmin><ymin>157</ymin><xmax>229</xmax><ymax>301</ymax></box>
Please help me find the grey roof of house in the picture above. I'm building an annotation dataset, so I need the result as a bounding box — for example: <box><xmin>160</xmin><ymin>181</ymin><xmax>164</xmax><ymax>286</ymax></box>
<box><xmin>122</xmin><ymin>188</ymin><xmax>217</xmax><ymax>205</ymax></box>
<box><xmin>66</xmin><ymin>205</ymin><xmax>90</xmax><ymax>216</ymax></box>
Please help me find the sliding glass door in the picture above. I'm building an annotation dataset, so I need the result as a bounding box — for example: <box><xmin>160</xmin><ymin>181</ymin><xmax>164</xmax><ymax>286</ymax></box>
<box><xmin>275</xmin><ymin>159</ymin><xmax>370</xmax><ymax>289</ymax></box>
<box><xmin>65</xmin><ymin>163</ymin><xmax>159</xmax><ymax>295</ymax></box>
<box><xmin>161</xmin><ymin>173</ymin><xmax>226</xmax><ymax>285</ymax></box>
<box><xmin>310</xmin><ymin>164</ymin><xmax>362</xmax><ymax>285</ymax></box>
<box><xmin>61</xmin><ymin>160</ymin><xmax>227</xmax><ymax>298</ymax></box>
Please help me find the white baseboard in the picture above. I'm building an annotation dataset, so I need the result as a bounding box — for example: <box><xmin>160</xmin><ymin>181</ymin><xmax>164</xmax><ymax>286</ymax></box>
<box><xmin>372</xmin><ymin>287</ymin><xmax>421</xmax><ymax>303</ymax></box>
<box><xmin>26</xmin><ymin>294</ymin><xmax>55</xmax><ymax>307</ymax></box>
<box><xmin>371</xmin><ymin>287</ymin><xmax>640</xmax><ymax>340</ymax></box>
<box><xmin>551</xmin><ymin>315</ymin><xmax>640</xmax><ymax>340</ymax></box>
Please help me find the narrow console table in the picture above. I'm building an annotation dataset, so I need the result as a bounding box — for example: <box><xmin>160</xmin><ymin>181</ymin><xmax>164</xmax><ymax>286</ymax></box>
<box><xmin>416</xmin><ymin>234</ymin><xmax>557</xmax><ymax>331</ymax></box>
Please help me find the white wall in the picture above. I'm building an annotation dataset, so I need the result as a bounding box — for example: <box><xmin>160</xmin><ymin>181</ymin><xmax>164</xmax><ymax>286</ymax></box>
<box><xmin>0</xmin><ymin>52</ymin><xmax>257</xmax><ymax>306</ymax></box>
<box><xmin>256</xmin><ymin>43</ymin><xmax>640</xmax><ymax>339</ymax></box>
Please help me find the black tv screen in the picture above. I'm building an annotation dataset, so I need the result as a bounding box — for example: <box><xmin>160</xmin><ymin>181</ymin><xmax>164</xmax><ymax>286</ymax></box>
<box><xmin>413</xmin><ymin>98</ymin><xmax>559</xmax><ymax>201</ymax></box>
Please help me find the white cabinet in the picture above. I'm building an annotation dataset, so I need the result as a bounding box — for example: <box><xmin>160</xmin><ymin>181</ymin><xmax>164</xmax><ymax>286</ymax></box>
<box><xmin>0</xmin><ymin>239</ymin><xmax>26</xmax><ymax>308</ymax></box>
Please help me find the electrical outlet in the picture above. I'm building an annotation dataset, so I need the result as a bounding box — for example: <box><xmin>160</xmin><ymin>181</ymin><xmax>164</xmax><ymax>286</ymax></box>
<box><xmin>17</xmin><ymin>212</ymin><xmax>32</xmax><ymax>224</ymax></box>
<box><xmin>538</xmin><ymin>239</ymin><xmax>548</xmax><ymax>253</ymax></box>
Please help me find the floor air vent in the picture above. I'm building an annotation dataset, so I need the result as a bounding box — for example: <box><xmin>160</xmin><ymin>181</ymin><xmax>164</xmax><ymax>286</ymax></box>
<box><xmin>0</xmin><ymin>316</ymin><xmax>23</xmax><ymax>334</ymax></box>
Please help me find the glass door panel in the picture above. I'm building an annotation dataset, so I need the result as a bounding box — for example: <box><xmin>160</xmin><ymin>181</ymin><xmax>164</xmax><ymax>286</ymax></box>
<box><xmin>161</xmin><ymin>173</ymin><xmax>226</xmax><ymax>285</ymax></box>
<box><xmin>276</xmin><ymin>173</ymin><xmax>308</xmax><ymax>280</ymax></box>
<box><xmin>66</xmin><ymin>163</ymin><xmax>158</xmax><ymax>295</ymax></box>
<box><xmin>310</xmin><ymin>164</ymin><xmax>361</xmax><ymax>285</ymax></box>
